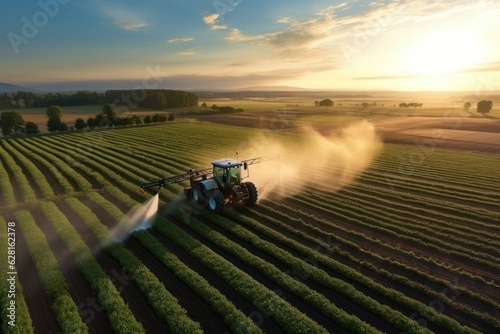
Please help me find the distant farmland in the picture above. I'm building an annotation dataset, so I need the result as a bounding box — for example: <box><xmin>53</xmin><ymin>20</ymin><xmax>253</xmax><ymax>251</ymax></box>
<box><xmin>1</xmin><ymin>122</ymin><xmax>499</xmax><ymax>333</ymax></box>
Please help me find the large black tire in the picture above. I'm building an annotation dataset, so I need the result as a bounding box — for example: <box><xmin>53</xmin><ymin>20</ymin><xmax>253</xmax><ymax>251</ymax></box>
<box><xmin>192</xmin><ymin>184</ymin><xmax>207</xmax><ymax>208</ymax></box>
<box><xmin>243</xmin><ymin>182</ymin><xmax>258</xmax><ymax>206</ymax></box>
<box><xmin>207</xmin><ymin>189</ymin><xmax>225</xmax><ymax>214</ymax></box>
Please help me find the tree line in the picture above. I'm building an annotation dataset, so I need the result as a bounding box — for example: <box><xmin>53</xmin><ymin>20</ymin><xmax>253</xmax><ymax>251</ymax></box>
<box><xmin>104</xmin><ymin>90</ymin><xmax>198</xmax><ymax>109</ymax></box>
<box><xmin>0</xmin><ymin>89</ymin><xmax>198</xmax><ymax>110</ymax></box>
<box><xmin>0</xmin><ymin>104</ymin><xmax>175</xmax><ymax>137</ymax></box>
<box><xmin>464</xmin><ymin>100</ymin><xmax>493</xmax><ymax>115</ymax></box>
<box><xmin>399</xmin><ymin>103</ymin><xmax>423</xmax><ymax>108</ymax></box>
<box><xmin>0</xmin><ymin>91</ymin><xmax>104</xmax><ymax>109</ymax></box>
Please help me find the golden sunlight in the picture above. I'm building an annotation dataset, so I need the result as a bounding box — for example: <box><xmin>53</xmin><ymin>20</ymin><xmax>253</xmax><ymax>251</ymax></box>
<box><xmin>399</xmin><ymin>27</ymin><xmax>485</xmax><ymax>75</ymax></box>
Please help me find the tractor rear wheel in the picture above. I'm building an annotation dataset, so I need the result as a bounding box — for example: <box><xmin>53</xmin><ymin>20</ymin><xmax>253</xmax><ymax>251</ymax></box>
<box><xmin>243</xmin><ymin>182</ymin><xmax>258</xmax><ymax>206</ymax></box>
<box><xmin>207</xmin><ymin>189</ymin><xmax>225</xmax><ymax>214</ymax></box>
<box><xmin>192</xmin><ymin>184</ymin><xmax>207</xmax><ymax>208</ymax></box>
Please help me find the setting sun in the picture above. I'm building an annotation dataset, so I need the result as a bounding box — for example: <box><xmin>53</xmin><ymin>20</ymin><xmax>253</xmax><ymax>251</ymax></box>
<box><xmin>399</xmin><ymin>27</ymin><xmax>485</xmax><ymax>75</ymax></box>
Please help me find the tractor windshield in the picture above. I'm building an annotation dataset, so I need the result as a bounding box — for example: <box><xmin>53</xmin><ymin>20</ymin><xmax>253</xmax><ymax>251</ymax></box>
<box><xmin>228</xmin><ymin>166</ymin><xmax>240</xmax><ymax>185</ymax></box>
<box><xmin>213</xmin><ymin>165</ymin><xmax>240</xmax><ymax>187</ymax></box>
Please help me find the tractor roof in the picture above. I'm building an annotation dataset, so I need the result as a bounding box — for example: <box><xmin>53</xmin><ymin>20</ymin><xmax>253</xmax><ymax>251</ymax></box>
<box><xmin>211</xmin><ymin>159</ymin><xmax>242</xmax><ymax>168</ymax></box>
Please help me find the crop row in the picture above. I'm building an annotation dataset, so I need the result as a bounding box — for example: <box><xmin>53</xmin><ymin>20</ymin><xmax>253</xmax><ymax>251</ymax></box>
<box><xmin>369</xmin><ymin>158</ymin><xmax>498</xmax><ymax>193</ymax></box>
<box><xmin>73</xmin><ymin>193</ymin><xmax>204</xmax><ymax>333</ymax></box>
<box><xmin>61</xmin><ymin>132</ymin><xmax>196</xmax><ymax>174</ymax></box>
<box><xmin>83</xmin><ymin>187</ymin><xmax>321</xmax><ymax>332</ymax></box>
<box><xmin>0</xmin><ymin>216</ymin><xmax>33</xmax><ymax>334</ymax></box>
<box><xmin>176</xmin><ymin>211</ymin><xmax>419</xmax><ymax>333</ymax></box>
<box><xmin>370</xmin><ymin>144</ymin><xmax>500</xmax><ymax>186</ymax></box>
<box><xmin>0</xmin><ymin>146</ymin><xmax>36</xmax><ymax>204</ymax></box>
<box><xmin>132</xmin><ymin>229</ymin><xmax>263</xmax><ymax>334</ymax></box>
<box><xmin>20</xmin><ymin>138</ymin><xmax>94</xmax><ymax>191</ymax></box>
<box><xmin>291</xmin><ymin>167</ymin><xmax>500</xmax><ymax>231</ymax></box>
<box><xmin>291</xmin><ymin>191</ymin><xmax>500</xmax><ymax>271</ymax></box>
<box><xmin>222</xmin><ymin>210</ymin><xmax>481</xmax><ymax>334</ymax></box>
<box><xmin>246</xmin><ymin>203</ymin><xmax>500</xmax><ymax>329</ymax></box>
<box><xmin>370</xmin><ymin>159</ymin><xmax>499</xmax><ymax>191</ymax></box>
<box><xmin>357</xmin><ymin>169</ymin><xmax>500</xmax><ymax>209</ymax></box>
<box><xmin>362</xmin><ymin>178</ymin><xmax>497</xmax><ymax>215</ymax></box>
<box><xmin>53</xmin><ymin>135</ymin><xmax>174</xmax><ymax>209</ymax></box>
<box><xmin>281</xmin><ymin>195</ymin><xmax>500</xmax><ymax>294</ymax></box>
<box><xmin>42</xmin><ymin>135</ymin><xmax>169</xmax><ymax>179</ymax></box>
<box><xmin>35</xmin><ymin>126</ymin><xmax>496</xmax><ymax>324</ymax></box>
<box><xmin>308</xmin><ymin>188</ymin><xmax>500</xmax><ymax>256</ymax></box>
<box><xmin>39</xmin><ymin>201</ymin><xmax>145</xmax><ymax>333</ymax></box>
<box><xmin>325</xmin><ymin>183</ymin><xmax>500</xmax><ymax>244</ymax></box>
<box><xmin>22</xmin><ymin>129</ymin><xmax>500</xmax><ymax>270</ymax></box>
<box><xmin>0</xmin><ymin>159</ymin><xmax>15</xmax><ymax>208</ymax></box>
<box><xmin>286</xmin><ymin>193</ymin><xmax>499</xmax><ymax>287</ymax></box>
<box><xmin>14</xmin><ymin>210</ymin><xmax>88</xmax><ymax>333</ymax></box>
<box><xmin>3</xmin><ymin>123</ymin><xmax>496</xmax><ymax>333</ymax></box>
<box><xmin>107</xmin><ymin>243</ymin><xmax>203</xmax><ymax>333</ymax></box>
<box><xmin>21</xmin><ymin>136</ymin><xmax>143</xmax><ymax>200</ymax></box>
<box><xmin>153</xmin><ymin>215</ymin><xmax>330</xmax><ymax>333</ymax></box>
<box><xmin>34</xmin><ymin>135</ymin><xmax>148</xmax><ymax>186</ymax></box>
<box><xmin>7</xmin><ymin>139</ymin><xmax>74</xmax><ymax>194</ymax></box>
<box><xmin>260</xmin><ymin>199</ymin><xmax>499</xmax><ymax>302</ymax></box>
<box><xmin>0</xmin><ymin>140</ymin><xmax>54</xmax><ymax>199</ymax></box>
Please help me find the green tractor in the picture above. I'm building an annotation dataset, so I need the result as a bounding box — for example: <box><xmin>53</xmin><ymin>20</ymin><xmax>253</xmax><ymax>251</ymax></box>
<box><xmin>140</xmin><ymin>154</ymin><xmax>278</xmax><ymax>213</ymax></box>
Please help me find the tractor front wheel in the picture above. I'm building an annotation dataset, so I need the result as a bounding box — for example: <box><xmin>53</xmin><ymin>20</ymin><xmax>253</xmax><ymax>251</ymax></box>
<box><xmin>207</xmin><ymin>189</ymin><xmax>225</xmax><ymax>214</ymax></box>
<box><xmin>243</xmin><ymin>182</ymin><xmax>258</xmax><ymax>206</ymax></box>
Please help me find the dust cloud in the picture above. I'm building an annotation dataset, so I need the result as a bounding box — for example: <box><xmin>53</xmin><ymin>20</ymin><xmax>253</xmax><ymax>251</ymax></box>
<box><xmin>240</xmin><ymin>120</ymin><xmax>382</xmax><ymax>199</ymax></box>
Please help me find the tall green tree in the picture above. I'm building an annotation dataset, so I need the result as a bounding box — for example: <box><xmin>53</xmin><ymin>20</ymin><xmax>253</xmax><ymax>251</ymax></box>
<box><xmin>477</xmin><ymin>100</ymin><xmax>493</xmax><ymax>115</ymax></box>
<box><xmin>464</xmin><ymin>102</ymin><xmax>471</xmax><ymax>111</ymax></box>
<box><xmin>87</xmin><ymin>117</ymin><xmax>97</xmax><ymax>129</ymax></box>
<box><xmin>45</xmin><ymin>105</ymin><xmax>64</xmax><ymax>120</ymax></box>
<box><xmin>131</xmin><ymin>115</ymin><xmax>142</xmax><ymax>125</ymax></box>
<box><xmin>101</xmin><ymin>104</ymin><xmax>118</xmax><ymax>124</ymax></box>
<box><xmin>319</xmin><ymin>99</ymin><xmax>334</xmax><ymax>107</ymax></box>
<box><xmin>47</xmin><ymin>118</ymin><xmax>62</xmax><ymax>132</ymax></box>
<box><xmin>25</xmin><ymin>121</ymin><xmax>40</xmax><ymax>134</ymax></box>
<box><xmin>0</xmin><ymin>111</ymin><xmax>25</xmax><ymax>136</ymax></box>
<box><xmin>74</xmin><ymin>118</ymin><xmax>87</xmax><ymax>130</ymax></box>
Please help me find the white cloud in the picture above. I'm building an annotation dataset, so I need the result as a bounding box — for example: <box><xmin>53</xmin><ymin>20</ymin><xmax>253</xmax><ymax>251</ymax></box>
<box><xmin>276</xmin><ymin>17</ymin><xmax>291</xmax><ymax>24</ymax></box>
<box><xmin>113</xmin><ymin>20</ymin><xmax>149</xmax><ymax>30</ymax></box>
<box><xmin>225</xmin><ymin>28</ymin><xmax>266</xmax><ymax>42</ymax></box>
<box><xmin>203</xmin><ymin>13</ymin><xmax>227</xmax><ymax>30</ymax></box>
<box><xmin>174</xmin><ymin>51</ymin><xmax>197</xmax><ymax>56</ymax></box>
<box><xmin>167</xmin><ymin>37</ymin><xmax>195</xmax><ymax>43</ymax></box>
<box><xmin>224</xmin><ymin>0</ymin><xmax>495</xmax><ymax>60</ymax></box>
<box><xmin>211</xmin><ymin>0</ymin><xmax>500</xmax><ymax>85</ymax></box>
<box><xmin>94</xmin><ymin>3</ymin><xmax>150</xmax><ymax>31</ymax></box>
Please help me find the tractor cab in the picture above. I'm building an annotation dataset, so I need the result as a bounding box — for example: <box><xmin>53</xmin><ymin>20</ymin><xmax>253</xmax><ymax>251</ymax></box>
<box><xmin>212</xmin><ymin>159</ymin><xmax>242</xmax><ymax>188</ymax></box>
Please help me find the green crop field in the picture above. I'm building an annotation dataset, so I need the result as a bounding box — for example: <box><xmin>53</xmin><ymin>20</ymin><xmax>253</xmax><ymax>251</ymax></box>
<box><xmin>1</xmin><ymin>122</ymin><xmax>499</xmax><ymax>333</ymax></box>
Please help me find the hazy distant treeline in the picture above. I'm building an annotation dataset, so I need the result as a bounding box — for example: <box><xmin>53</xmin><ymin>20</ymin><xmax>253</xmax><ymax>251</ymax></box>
<box><xmin>0</xmin><ymin>89</ymin><xmax>199</xmax><ymax>109</ymax></box>
<box><xmin>0</xmin><ymin>91</ymin><xmax>105</xmax><ymax>109</ymax></box>
<box><xmin>194</xmin><ymin>91</ymin><xmax>373</xmax><ymax>99</ymax></box>
<box><xmin>104</xmin><ymin>89</ymin><xmax>198</xmax><ymax>109</ymax></box>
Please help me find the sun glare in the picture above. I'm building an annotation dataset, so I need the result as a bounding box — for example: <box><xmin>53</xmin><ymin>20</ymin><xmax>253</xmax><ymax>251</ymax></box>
<box><xmin>399</xmin><ymin>28</ymin><xmax>484</xmax><ymax>75</ymax></box>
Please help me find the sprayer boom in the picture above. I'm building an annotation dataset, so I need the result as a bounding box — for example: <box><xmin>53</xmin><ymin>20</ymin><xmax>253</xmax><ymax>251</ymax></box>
<box><xmin>140</xmin><ymin>166</ymin><xmax>213</xmax><ymax>190</ymax></box>
<box><xmin>241</xmin><ymin>154</ymin><xmax>279</xmax><ymax>168</ymax></box>
<box><xmin>140</xmin><ymin>154</ymin><xmax>279</xmax><ymax>191</ymax></box>
<box><xmin>140</xmin><ymin>154</ymin><xmax>278</xmax><ymax>214</ymax></box>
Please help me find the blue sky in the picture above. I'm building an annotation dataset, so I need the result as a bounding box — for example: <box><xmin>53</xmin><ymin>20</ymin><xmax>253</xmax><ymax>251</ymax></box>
<box><xmin>1</xmin><ymin>0</ymin><xmax>499</xmax><ymax>91</ymax></box>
